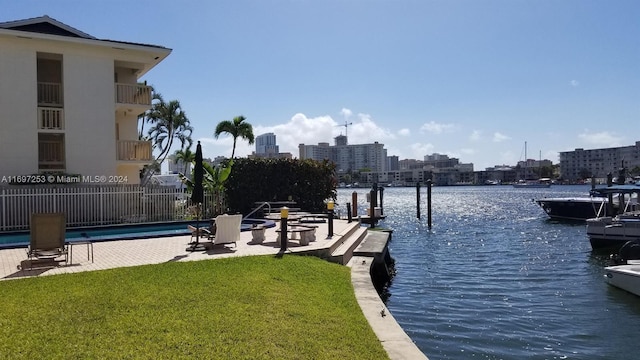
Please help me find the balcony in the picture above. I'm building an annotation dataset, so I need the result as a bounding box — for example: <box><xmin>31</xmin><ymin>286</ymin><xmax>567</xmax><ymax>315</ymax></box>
<box><xmin>38</xmin><ymin>82</ymin><xmax>62</xmax><ymax>107</ymax></box>
<box><xmin>115</xmin><ymin>83</ymin><xmax>152</xmax><ymax>114</ymax></box>
<box><xmin>117</xmin><ymin>140</ymin><xmax>152</xmax><ymax>163</ymax></box>
<box><xmin>38</xmin><ymin>107</ymin><xmax>64</xmax><ymax>130</ymax></box>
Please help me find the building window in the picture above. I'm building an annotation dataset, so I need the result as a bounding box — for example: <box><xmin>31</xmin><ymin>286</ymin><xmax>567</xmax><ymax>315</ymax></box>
<box><xmin>38</xmin><ymin>133</ymin><xmax>65</xmax><ymax>170</ymax></box>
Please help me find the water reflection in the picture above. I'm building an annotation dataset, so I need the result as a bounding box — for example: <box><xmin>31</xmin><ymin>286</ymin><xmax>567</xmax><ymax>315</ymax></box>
<box><xmin>338</xmin><ymin>186</ymin><xmax>640</xmax><ymax>360</ymax></box>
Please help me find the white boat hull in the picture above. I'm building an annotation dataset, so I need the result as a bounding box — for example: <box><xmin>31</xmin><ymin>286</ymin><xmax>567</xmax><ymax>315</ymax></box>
<box><xmin>604</xmin><ymin>264</ymin><xmax>640</xmax><ymax>297</ymax></box>
<box><xmin>586</xmin><ymin>214</ymin><xmax>640</xmax><ymax>250</ymax></box>
<box><xmin>513</xmin><ymin>183</ymin><xmax>551</xmax><ymax>188</ymax></box>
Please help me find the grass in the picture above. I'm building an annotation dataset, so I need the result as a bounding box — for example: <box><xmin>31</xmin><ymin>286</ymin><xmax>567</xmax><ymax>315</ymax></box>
<box><xmin>0</xmin><ymin>255</ymin><xmax>389</xmax><ymax>360</ymax></box>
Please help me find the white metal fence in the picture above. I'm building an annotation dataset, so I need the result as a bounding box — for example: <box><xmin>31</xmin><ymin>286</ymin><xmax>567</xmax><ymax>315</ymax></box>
<box><xmin>0</xmin><ymin>185</ymin><xmax>225</xmax><ymax>231</ymax></box>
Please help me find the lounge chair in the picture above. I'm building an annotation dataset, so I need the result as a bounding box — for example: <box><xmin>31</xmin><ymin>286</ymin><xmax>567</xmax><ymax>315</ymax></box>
<box><xmin>211</xmin><ymin>214</ymin><xmax>241</xmax><ymax>247</ymax></box>
<box><xmin>27</xmin><ymin>213</ymin><xmax>68</xmax><ymax>268</ymax></box>
<box><xmin>187</xmin><ymin>225</ymin><xmax>213</xmax><ymax>241</ymax></box>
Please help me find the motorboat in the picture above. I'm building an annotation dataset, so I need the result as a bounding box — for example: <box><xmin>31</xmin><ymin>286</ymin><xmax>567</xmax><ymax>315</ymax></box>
<box><xmin>513</xmin><ymin>179</ymin><xmax>551</xmax><ymax>188</ymax></box>
<box><xmin>587</xmin><ymin>211</ymin><xmax>640</xmax><ymax>250</ymax></box>
<box><xmin>604</xmin><ymin>240</ymin><xmax>640</xmax><ymax>296</ymax></box>
<box><xmin>604</xmin><ymin>263</ymin><xmax>640</xmax><ymax>297</ymax></box>
<box><xmin>535</xmin><ymin>196</ymin><xmax>608</xmax><ymax>221</ymax></box>
<box><xmin>586</xmin><ymin>183</ymin><xmax>640</xmax><ymax>250</ymax></box>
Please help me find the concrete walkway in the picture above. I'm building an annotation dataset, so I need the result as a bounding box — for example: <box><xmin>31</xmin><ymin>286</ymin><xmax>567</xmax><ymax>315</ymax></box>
<box><xmin>0</xmin><ymin>220</ymin><xmax>356</xmax><ymax>279</ymax></box>
<box><xmin>0</xmin><ymin>219</ymin><xmax>428</xmax><ymax>359</ymax></box>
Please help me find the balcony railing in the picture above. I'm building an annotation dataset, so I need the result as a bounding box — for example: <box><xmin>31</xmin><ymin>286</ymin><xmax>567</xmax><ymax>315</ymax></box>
<box><xmin>38</xmin><ymin>82</ymin><xmax>62</xmax><ymax>106</ymax></box>
<box><xmin>117</xmin><ymin>140</ymin><xmax>152</xmax><ymax>162</ymax></box>
<box><xmin>115</xmin><ymin>83</ymin><xmax>152</xmax><ymax>106</ymax></box>
<box><xmin>38</xmin><ymin>136</ymin><xmax>65</xmax><ymax>170</ymax></box>
<box><xmin>38</xmin><ymin>107</ymin><xmax>64</xmax><ymax>130</ymax></box>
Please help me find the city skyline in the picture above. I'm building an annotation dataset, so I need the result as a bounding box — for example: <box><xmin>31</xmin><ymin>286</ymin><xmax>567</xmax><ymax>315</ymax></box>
<box><xmin>5</xmin><ymin>1</ymin><xmax>639</xmax><ymax>170</ymax></box>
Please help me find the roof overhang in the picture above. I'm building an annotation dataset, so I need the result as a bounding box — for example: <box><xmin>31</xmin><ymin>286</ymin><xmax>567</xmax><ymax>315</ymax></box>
<box><xmin>0</xmin><ymin>16</ymin><xmax>171</xmax><ymax>77</ymax></box>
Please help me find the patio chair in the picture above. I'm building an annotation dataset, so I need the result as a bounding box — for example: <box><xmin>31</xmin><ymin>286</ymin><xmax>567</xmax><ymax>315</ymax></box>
<box><xmin>27</xmin><ymin>213</ymin><xmax>68</xmax><ymax>267</ymax></box>
<box><xmin>187</xmin><ymin>225</ymin><xmax>213</xmax><ymax>241</ymax></box>
<box><xmin>211</xmin><ymin>214</ymin><xmax>242</xmax><ymax>247</ymax></box>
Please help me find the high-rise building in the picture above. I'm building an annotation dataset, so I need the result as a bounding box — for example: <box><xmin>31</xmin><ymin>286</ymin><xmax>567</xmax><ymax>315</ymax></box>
<box><xmin>299</xmin><ymin>136</ymin><xmax>387</xmax><ymax>173</ymax></box>
<box><xmin>255</xmin><ymin>132</ymin><xmax>279</xmax><ymax>156</ymax></box>
<box><xmin>560</xmin><ymin>141</ymin><xmax>640</xmax><ymax>181</ymax></box>
<box><xmin>387</xmin><ymin>155</ymin><xmax>399</xmax><ymax>171</ymax></box>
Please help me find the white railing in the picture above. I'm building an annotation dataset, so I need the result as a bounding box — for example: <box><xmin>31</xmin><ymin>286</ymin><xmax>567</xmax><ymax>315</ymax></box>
<box><xmin>38</xmin><ymin>136</ymin><xmax>65</xmax><ymax>170</ymax></box>
<box><xmin>0</xmin><ymin>185</ymin><xmax>225</xmax><ymax>231</ymax></box>
<box><xmin>38</xmin><ymin>82</ymin><xmax>62</xmax><ymax>106</ymax></box>
<box><xmin>38</xmin><ymin>107</ymin><xmax>64</xmax><ymax>130</ymax></box>
<box><xmin>117</xmin><ymin>140</ymin><xmax>152</xmax><ymax>161</ymax></box>
<box><xmin>115</xmin><ymin>83</ymin><xmax>152</xmax><ymax>106</ymax></box>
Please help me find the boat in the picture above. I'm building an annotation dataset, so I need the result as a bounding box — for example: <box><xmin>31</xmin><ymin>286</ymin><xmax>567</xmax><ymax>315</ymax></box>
<box><xmin>602</xmin><ymin>240</ymin><xmax>640</xmax><ymax>296</ymax></box>
<box><xmin>535</xmin><ymin>196</ymin><xmax>608</xmax><ymax>221</ymax></box>
<box><xmin>586</xmin><ymin>183</ymin><xmax>640</xmax><ymax>250</ymax></box>
<box><xmin>513</xmin><ymin>143</ymin><xmax>550</xmax><ymax>188</ymax></box>
<box><xmin>604</xmin><ymin>263</ymin><xmax>640</xmax><ymax>297</ymax></box>
<box><xmin>513</xmin><ymin>179</ymin><xmax>551</xmax><ymax>188</ymax></box>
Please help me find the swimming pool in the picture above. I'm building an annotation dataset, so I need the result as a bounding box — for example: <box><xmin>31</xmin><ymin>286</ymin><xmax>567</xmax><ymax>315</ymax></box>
<box><xmin>0</xmin><ymin>218</ymin><xmax>276</xmax><ymax>248</ymax></box>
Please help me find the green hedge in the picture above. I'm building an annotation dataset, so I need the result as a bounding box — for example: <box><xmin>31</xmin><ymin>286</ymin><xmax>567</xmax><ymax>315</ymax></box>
<box><xmin>225</xmin><ymin>158</ymin><xmax>336</xmax><ymax>215</ymax></box>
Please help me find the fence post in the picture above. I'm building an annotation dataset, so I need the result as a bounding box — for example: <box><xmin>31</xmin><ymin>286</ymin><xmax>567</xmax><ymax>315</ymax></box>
<box><xmin>1</xmin><ymin>188</ymin><xmax>5</xmax><ymax>231</ymax></box>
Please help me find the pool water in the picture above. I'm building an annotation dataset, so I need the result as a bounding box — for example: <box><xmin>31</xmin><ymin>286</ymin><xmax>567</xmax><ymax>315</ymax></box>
<box><xmin>0</xmin><ymin>219</ymin><xmax>275</xmax><ymax>248</ymax></box>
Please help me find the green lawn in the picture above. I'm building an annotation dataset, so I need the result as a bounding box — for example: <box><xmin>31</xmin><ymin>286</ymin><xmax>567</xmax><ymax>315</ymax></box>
<box><xmin>0</xmin><ymin>255</ymin><xmax>389</xmax><ymax>359</ymax></box>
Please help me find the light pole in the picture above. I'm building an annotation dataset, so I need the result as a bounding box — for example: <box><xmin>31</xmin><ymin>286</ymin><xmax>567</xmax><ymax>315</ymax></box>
<box><xmin>280</xmin><ymin>207</ymin><xmax>289</xmax><ymax>252</ymax></box>
<box><xmin>327</xmin><ymin>200</ymin><xmax>334</xmax><ymax>238</ymax></box>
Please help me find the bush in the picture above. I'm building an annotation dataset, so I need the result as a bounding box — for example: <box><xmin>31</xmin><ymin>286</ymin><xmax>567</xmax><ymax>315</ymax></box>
<box><xmin>225</xmin><ymin>158</ymin><xmax>336</xmax><ymax>215</ymax></box>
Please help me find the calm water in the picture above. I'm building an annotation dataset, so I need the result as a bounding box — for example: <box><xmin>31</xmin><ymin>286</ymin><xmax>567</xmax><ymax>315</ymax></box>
<box><xmin>337</xmin><ymin>186</ymin><xmax>640</xmax><ymax>360</ymax></box>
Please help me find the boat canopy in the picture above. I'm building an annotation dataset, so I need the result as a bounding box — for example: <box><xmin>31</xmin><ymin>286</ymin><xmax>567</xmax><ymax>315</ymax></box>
<box><xmin>590</xmin><ymin>183</ymin><xmax>640</xmax><ymax>196</ymax></box>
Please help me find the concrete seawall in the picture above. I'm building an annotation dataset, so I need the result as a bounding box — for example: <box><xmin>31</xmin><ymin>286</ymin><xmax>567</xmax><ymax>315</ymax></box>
<box><xmin>349</xmin><ymin>230</ymin><xmax>428</xmax><ymax>360</ymax></box>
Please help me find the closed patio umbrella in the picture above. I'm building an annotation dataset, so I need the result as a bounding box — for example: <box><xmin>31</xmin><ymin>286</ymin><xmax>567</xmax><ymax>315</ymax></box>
<box><xmin>187</xmin><ymin>141</ymin><xmax>205</xmax><ymax>251</ymax></box>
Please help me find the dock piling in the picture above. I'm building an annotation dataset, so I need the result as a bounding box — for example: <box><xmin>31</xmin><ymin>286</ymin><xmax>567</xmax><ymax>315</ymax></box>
<box><xmin>427</xmin><ymin>179</ymin><xmax>432</xmax><ymax>228</ymax></box>
<box><xmin>416</xmin><ymin>182</ymin><xmax>421</xmax><ymax>219</ymax></box>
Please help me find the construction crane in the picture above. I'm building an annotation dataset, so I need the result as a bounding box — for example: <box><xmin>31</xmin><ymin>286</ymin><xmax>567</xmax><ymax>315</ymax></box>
<box><xmin>336</xmin><ymin>120</ymin><xmax>353</xmax><ymax>137</ymax></box>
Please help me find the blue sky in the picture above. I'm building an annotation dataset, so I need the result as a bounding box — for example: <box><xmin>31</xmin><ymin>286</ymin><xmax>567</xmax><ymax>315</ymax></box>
<box><xmin>5</xmin><ymin>0</ymin><xmax>640</xmax><ymax>170</ymax></box>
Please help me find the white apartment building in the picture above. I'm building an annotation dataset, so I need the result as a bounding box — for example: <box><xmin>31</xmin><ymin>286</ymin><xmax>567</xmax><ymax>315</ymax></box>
<box><xmin>299</xmin><ymin>136</ymin><xmax>387</xmax><ymax>173</ymax></box>
<box><xmin>167</xmin><ymin>154</ymin><xmax>192</xmax><ymax>176</ymax></box>
<box><xmin>560</xmin><ymin>141</ymin><xmax>640</xmax><ymax>181</ymax></box>
<box><xmin>0</xmin><ymin>16</ymin><xmax>171</xmax><ymax>184</ymax></box>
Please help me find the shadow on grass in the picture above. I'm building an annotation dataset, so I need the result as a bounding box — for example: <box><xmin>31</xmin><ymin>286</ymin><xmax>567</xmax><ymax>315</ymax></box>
<box><xmin>3</xmin><ymin>259</ymin><xmax>68</xmax><ymax>279</ymax></box>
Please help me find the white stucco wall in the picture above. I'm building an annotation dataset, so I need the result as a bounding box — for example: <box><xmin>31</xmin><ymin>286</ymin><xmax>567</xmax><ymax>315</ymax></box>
<box><xmin>63</xmin><ymin>54</ymin><xmax>117</xmax><ymax>178</ymax></box>
<box><xmin>0</xmin><ymin>26</ymin><xmax>169</xmax><ymax>185</ymax></box>
<box><xmin>0</xmin><ymin>43</ymin><xmax>38</xmax><ymax>178</ymax></box>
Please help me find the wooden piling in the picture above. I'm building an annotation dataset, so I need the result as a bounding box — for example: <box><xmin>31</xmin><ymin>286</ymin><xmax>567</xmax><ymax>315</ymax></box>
<box><xmin>416</xmin><ymin>182</ymin><xmax>421</xmax><ymax>219</ymax></box>
<box><xmin>427</xmin><ymin>179</ymin><xmax>432</xmax><ymax>228</ymax></box>
<box><xmin>352</xmin><ymin>192</ymin><xmax>357</xmax><ymax>217</ymax></box>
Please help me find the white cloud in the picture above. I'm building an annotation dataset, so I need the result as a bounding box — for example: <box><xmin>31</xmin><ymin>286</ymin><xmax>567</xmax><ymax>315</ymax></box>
<box><xmin>492</xmin><ymin>132</ymin><xmax>510</xmax><ymax>142</ymax></box>
<box><xmin>420</xmin><ymin>121</ymin><xmax>456</xmax><ymax>134</ymax></box>
<box><xmin>578</xmin><ymin>130</ymin><xmax>624</xmax><ymax>147</ymax></box>
<box><xmin>570</xmin><ymin>80</ymin><xmax>579</xmax><ymax>87</ymax></box>
<box><xmin>398</xmin><ymin>128</ymin><xmax>410</xmax><ymax>136</ymax></box>
<box><xmin>409</xmin><ymin>142</ymin><xmax>435</xmax><ymax>158</ymax></box>
<box><xmin>200</xmin><ymin>111</ymin><xmax>400</xmax><ymax>160</ymax></box>
<box><xmin>340</xmin><ymin>108</ymin><xmax>352</xmax><ymax>118</ymax></box>
<box><xmin>469</xmin><ymin>130</ymin><xmax>482</xmax><ymax>141</ymax></box>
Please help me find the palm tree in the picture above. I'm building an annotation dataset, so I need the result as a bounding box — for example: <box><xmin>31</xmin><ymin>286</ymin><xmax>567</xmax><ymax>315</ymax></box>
<box><xmin>137</xmin><ymin>83</ymin><xmax>156</xmax><ymax>140</ymax></box>
<box><xmin>174</xmin><ymin>147</ymin><xmax>195</xmax><ymax>176</ymax></box>
<box><xmin>145</xmin><ymin>93</ymin><xmax>193</xmax><ymax>165</ymax></box>
<box><xmin>214</xmin><ymin>115</ymin><xmax>255</xmax><ymax>158</ymax></box>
